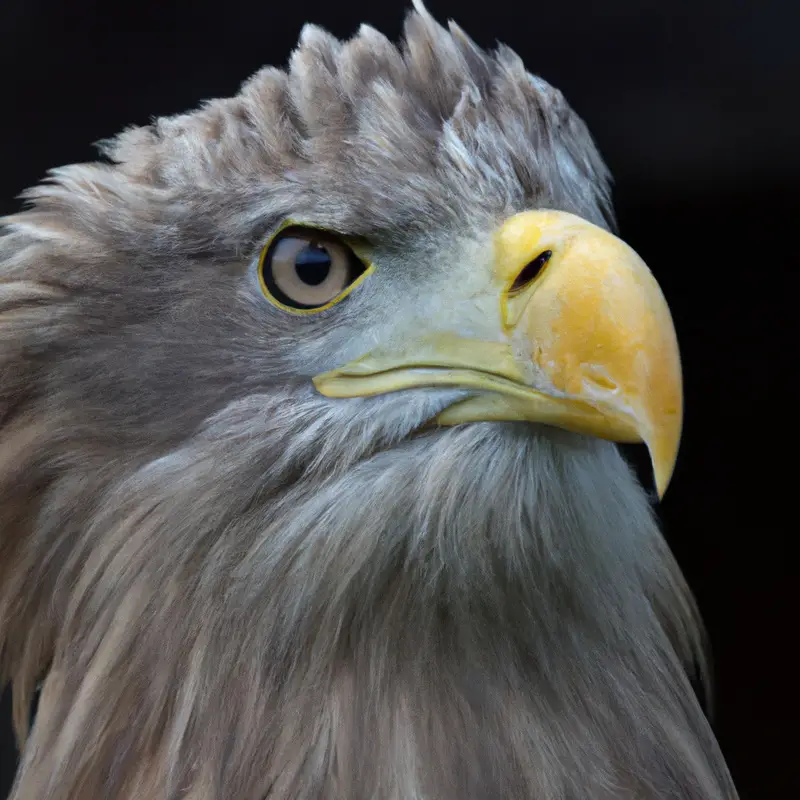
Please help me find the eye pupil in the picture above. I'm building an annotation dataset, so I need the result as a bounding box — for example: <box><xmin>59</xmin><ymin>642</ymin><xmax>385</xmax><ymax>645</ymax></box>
<box><xmin>295</xmin><ymin>244</ymin><xmax>332</xmax><ymax>286</ymax></box>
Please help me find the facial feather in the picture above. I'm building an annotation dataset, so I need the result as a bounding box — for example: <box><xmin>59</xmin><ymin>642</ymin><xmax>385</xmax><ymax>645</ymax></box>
<box><xmin>0</xmin><ymin>4</ymin><xmax>736</xmax><ymax>799</ymax></box>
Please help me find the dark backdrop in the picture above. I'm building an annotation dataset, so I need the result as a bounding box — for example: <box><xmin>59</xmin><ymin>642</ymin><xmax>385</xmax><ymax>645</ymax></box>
<box><xmin>0</xmin><ymin>0</ymin><xmax>796</xmax><ymax>797</ymax></box>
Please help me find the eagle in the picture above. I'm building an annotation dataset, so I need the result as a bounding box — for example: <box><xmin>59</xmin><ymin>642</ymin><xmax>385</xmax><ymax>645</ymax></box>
<box><xmin>0</xmin><ymin>3</ymin><xmax>738</xmax><ymax>798</ymax></box>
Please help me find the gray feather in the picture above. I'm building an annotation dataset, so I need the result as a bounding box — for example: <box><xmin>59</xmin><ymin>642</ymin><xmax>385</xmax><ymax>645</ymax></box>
<box><xmin>0</xmin><ymin>4</ymin><xmax>736</xmax><ymax>798</ymax></box>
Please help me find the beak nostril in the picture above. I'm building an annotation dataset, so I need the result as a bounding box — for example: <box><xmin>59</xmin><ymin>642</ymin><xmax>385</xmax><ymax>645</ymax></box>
<box><xmin>510</xmin><ymin>250</ymin><xmax>552</xmax><ymax>293</ymax></box>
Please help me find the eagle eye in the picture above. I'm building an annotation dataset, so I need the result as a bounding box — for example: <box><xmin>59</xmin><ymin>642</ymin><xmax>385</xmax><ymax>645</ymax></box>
<box><xmin>258</xmin><ymin>227</ymin><xmax>371</xmax><ymax>313</ymax></box>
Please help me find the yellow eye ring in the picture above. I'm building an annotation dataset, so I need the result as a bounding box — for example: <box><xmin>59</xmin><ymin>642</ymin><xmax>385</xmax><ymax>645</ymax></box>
<box><xmin>257</xmin><ymin>220</ymin><xmax>374</xmax><ymax>315</ymax></box>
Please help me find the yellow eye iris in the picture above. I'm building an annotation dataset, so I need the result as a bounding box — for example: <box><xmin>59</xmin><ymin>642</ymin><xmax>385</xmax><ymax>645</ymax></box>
<box><xmin>258</xmin><ymin>225</ymin><xmax>373</xmax><ymax>314</ymax></box>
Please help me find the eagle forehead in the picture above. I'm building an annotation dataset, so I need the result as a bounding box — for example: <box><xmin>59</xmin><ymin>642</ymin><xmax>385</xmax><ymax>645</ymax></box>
<box><xmin>224</xmin><ymin>5</ymin><xmax>611</xmax><ymax>237</ymax></box>
<box><xmin>18</xmin><ymin>5</ymin><xmax>612</xmax><ymax>266</ymax></box>
<box><xmin>100</xmin><ymin>6</ymin><xmax>609</xmax><ymax>224</ymax></box>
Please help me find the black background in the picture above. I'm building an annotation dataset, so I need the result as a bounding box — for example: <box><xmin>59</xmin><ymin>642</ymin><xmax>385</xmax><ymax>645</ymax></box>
<box><xmin>0</xmin><ymin>0</ymin><xmax>796</xmax><ymax>797</ymax></box>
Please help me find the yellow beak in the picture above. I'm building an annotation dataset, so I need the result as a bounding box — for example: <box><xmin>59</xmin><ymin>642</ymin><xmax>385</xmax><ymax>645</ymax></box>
<box><xmin>313</xmin><ymin>210</ymin><xmax>683</xmax><ymax>497</ymax></box>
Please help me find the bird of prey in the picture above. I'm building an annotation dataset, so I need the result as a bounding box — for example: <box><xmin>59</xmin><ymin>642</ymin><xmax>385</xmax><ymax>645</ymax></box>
<box><xmin>0</xmin><ymin>2</ymin><xmax>738</xmax><ymax>798</ymax></box>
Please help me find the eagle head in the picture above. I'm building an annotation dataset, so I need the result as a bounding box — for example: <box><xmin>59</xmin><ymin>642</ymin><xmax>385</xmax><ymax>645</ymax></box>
<box><xmin>0</xmin><ymin>2</ymin><xmax>736</xmax><ymax>798</ymax></box>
